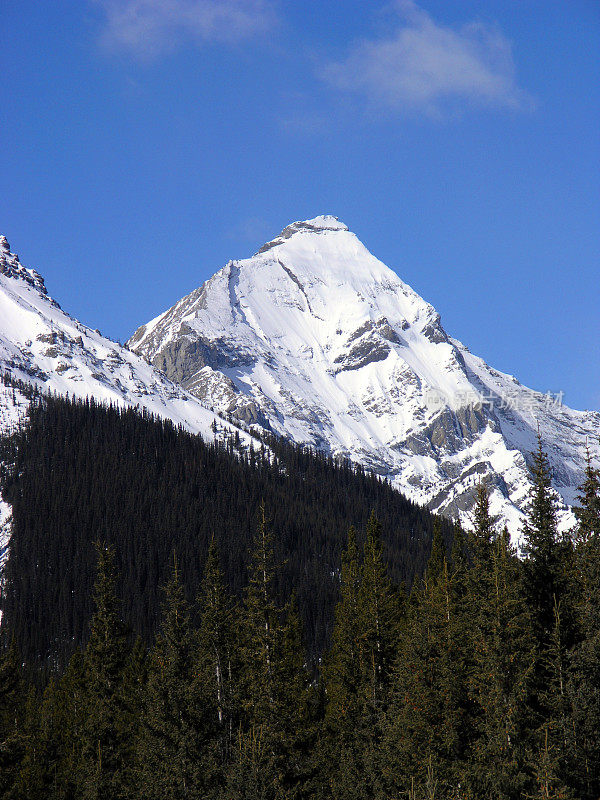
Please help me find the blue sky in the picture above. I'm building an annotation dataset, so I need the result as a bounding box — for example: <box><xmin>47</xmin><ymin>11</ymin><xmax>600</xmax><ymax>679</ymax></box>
<box><xmin>1</xmin><ymin>0</ymin><xmax>599</xmax><ymax>410</ymax></box>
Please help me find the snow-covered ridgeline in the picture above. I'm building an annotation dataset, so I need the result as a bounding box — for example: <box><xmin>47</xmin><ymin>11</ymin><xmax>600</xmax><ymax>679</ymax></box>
<box><xmin>0</xmin><ymin>236</ymin><xmax>270</xmax><ymax>575</ymax></box>
<box><xmin>128</xmin><ymin>216</ymin><xmax>600</xmax><ymax>538</ymax></box>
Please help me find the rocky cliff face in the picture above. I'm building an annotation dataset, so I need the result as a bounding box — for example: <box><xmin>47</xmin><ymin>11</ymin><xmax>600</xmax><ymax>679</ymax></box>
<box><xmin>128</xmin><ymin>216</ymin><xmax>600</xmax><ymax>537</ymax></box>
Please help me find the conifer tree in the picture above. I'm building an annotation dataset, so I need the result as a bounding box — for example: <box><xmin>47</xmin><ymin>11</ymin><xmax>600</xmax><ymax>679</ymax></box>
<box><xmin>467</xmin><ymin>523</ymin><xmax>536</xmax><ymax>799</ymax></box>
<box><xmin>231</xmin><ymin>503</ymin><xmax>311</xmax><ymax>799</ymax></box>
<box><xmin>117</xmin><ymin>636</ymin><xmax>146</xmax><ymax>794</ymax></box>
<box><xmin>10</xmin><ymin>685</ymin><xmax>52</xmax><ymax>800</ymax></box>
<box><xmin>572</xmin><ymin>447</ymin><xmax>600</xmax><ymax>541</ymax></box>
<box><xmin>473</xmin><ymin>478</ymin><xmax>496</xmax><ymax>549</ymax></box>
<box><xmin>565</xmin><ymin>451</ymin><xmax>600</xmax><ymax>799</ymax></box>
<box><xmin>323</xmin><ymin>526</ymin><xmax>362</xmax><ymax>728</ymax></box>
<box><xmin>521</xmin><ymin>436</ymin><xmax>564</xmax><ymax>644</ymax></box>
<box><xmin>136</xmin><ymin>556</ymin><xmax>216</xmax><ymax>800</ymax></box>
<box><xmin>54</xmin><ymin>649</ymin><xmax>88</xmax><ymax>798</ymax></box>
<box><xmin>381</xmin><ymin>519</ymin><xmax>471</xmax><ymax>797</ymax></box>
<box><xmin>358</xmin><ymin>512</ymin><xmax>401</xmax><ymax>714</ymax></box>
<box><xmin>238</xmin><ymin>503</ymin><xmax>280</xmax><ymax>730</ymax></box>
<box><xmin>77</xmin><ymin>541</ymin><xmax>130</xmax><ymax>800</ymax></box>
<box><xmin>197</xmin><ymin>535</ymin><xmax>235</xmax><ymax>768</ymax></box>
<box><xmin>320</xmin><ymin>526</ymin><xmax>371</xmax><ymax>800</ymax></box>
<box><xmin>521</xmin><ymin>438</ymin><xmax>579</xmax><ymax>795</ymax></box>
<box><xmin>0</xmin><ymin>639</ymin><xmax>25</xmax><ymax>798</ymax></box>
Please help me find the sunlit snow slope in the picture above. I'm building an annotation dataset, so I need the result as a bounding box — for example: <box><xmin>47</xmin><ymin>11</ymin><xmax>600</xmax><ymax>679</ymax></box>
<box><xmin>129</xmin><ymin>216</ymin><xmax>600</xmax><ymax>536</ymax></box>
<box><xmin>0</xmin><ymin>234</ymin><xmax>259</xmax><ymax>558</ymax></box>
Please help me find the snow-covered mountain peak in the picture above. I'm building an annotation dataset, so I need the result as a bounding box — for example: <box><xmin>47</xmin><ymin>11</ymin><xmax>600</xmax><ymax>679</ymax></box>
<box><xmin>129</xmin><ymin>217</ymin><xmax>600</xmax><ymax>537</ymax></box>
<box><xmin>0</xmin><ymin>235</ymin><xmax>48</xmax><ymax>297</ymax></box>
<box><xmin>256</xmin><ymin>214</ymin><xmax>351</xmax><ymax>254</ymax></box>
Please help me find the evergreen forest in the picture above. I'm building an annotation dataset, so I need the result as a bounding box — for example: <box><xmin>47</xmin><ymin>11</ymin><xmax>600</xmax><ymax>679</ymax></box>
<box><xmin>0</xmin><ymin>379</ymin><xmax>599</xmax><ymax>799</ymax></box>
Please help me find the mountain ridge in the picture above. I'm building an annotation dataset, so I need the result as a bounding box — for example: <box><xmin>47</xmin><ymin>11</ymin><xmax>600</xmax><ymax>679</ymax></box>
<box><xmin>128</xmin><ymin>216</ymin><xmax>600</xmax><ymax>536</ymax></box>
<box><xmin>0</xmin><ymin>235</ymin><xmax>260</xmax><ymax>453</ymax></box>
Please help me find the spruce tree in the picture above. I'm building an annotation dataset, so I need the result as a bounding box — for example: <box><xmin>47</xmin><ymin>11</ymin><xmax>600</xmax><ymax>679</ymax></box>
<box><xmin>0</xmin><ymin>639</ymin><xmax>26</xmax><ymax>799</ymax></box>
<box><xmin>54</xmin><ymin>649</ymin><xmax>88</xmax><ymax>798</ymax></box>
<box><xmin>467</xmin><ymin>524</ymin><xmax>536</xmax><ymax>799</ymax></box>
<box><xmin>197</xmin><ymin>536</ymin><xmax>235</xmax><ymax>770</ymax></box>
<box><xmin>230</xmin><ymin>503</ymin><xmax>311</xmax><ymax>799</ymax></box>
<box><xmin>572</xmin><ymin>447</ymin><xmax>600</xmax><ymax>541</ymax></box>
<box><xmin>77</xmin><ymin>541</ymin><xmax>130</xmax><ymax>800</ymax></box>
<box><xmin>358</xmin><ymin>511</ymin><xmax>401</xmax><ymax>714</ymax></box>
<box><xmin>322</xmin><ymin>526</ymin><xmax>362</xmax><ymax>728</ymax></box>
<box><xmin>237</xmin><ymin>503</ymin><xmax>280</xmax><ymax>730</ymax></box>
<box><xmin>565</xmin><ymin>451</ymin><xmax>600</xmax><ymax>799</ymax></box>
<box><xmin>136</xmin><ymin>556</ymin><xmax>216</xmax><ymax>800</ymax></box>
<box><xmin>381</xmin><ymin>519</ymin><xmax>471</xmax><ymax>797</ymax></box>
<box><xmin>321</xmin><ymin>526</ymin><xmax>370</xmax><ymax>800</ymax></box>
<box><xmin>521</xmin><ymin>436</ymin><xmax>564</xmax><ymax>644</ymax></box>
<box><xmin>521</xmin><ymin>437</ymin><xmax>579</xmax><ymax>795</ymax></box>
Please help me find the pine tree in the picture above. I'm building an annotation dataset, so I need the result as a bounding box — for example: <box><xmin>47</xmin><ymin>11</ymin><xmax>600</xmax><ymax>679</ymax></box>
<box><xmin>238</xmin><ymin>503</ymin><xmax>280</xmax><ymax>731</ymax></box>
<box><xmin>136</xmin><ymin>556</ymin><xmax>216</xmax><ymax>800</ymax></box>
<box><xmin>472</xmin><ymin>478</ymin><xmax>496</xmax><ymax>550</ymax></box>
<box><xmin>521</xmin><ymin>436</ymin><xmax>564</xmax><ymax>644</ymax></box>
<box><xmin>233</xmin><ymin>503</ymin><xmax>312</xmax><ymax>799</ymax></box>
<box><xmin>116</xmin><ymin>636</ymin><xmax>146</xmax><ymax>795</ymax></box>
<box><xmin>467</xmin><ymin>523</ymin><xmax>537</xmax><ymax>799</ymax></box>
<box><xmin>565</xmin><ymin>451</ymin><xmax>600</xmax><ymax>799</ymax></box>
<box><xmin>77</xmin><ymin>541</ymin><xmax>130</xmax><ymax>800</ymax></box>
<box><xmin>0</xmin><ymin>638</ymin><xmax>25</xmax><ymax>798</ymax></box>
<box><xmin>320</xmin><ymin>526</ymin><xmax>371</xmax><ymax>800</ymax></box>
<box><xmin>197</xmin><ymin>535</ymin><xmax>235</xmax><ymax>771</ymax></box>
<box><xmin>358</xmin><ymin>512</ymin><xmax>401</xmax><ymax>714</ymax></box>
<box><xmin>357</xmin><ymin>512</ymin><xmax>402</xmax><ymax>797</ymax></box>
<box><xmin>54</xmin><ymin>649</ymin><xmax>88</xmax><ymax>798</ymax></box>
<box><xmin>521</xmin><ymin>437</ymin><xmax>579</xmax><ymax>795</ymax></box>
<box><xmin>322</xmin><ymin>526</ymin><xmax>362</xmax><ymax>729</ymax></box>
<box><xmin>572</xmin><ymin>447</ymin><xmax>600</xmax><ymax>541</ymax></box>
<box><xmin>381</xmin><ymin>519</ymin><xmax>471</xmax><ymax>797</ymax></box>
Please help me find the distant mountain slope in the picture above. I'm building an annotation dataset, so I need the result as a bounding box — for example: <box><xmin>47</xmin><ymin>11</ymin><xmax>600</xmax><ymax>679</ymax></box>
<box><xmin>128</xmin><ymin>216</ymin><xmax>600</xmax><ymax>535</ymax></box>
<box><xmin>0</xmin><ymin>234</ymin><xmax>256</xmax><ymax>444</ymax></box>
<box><xmin>0</xmin><ymin>234</ymin><xmax>263</xmax><ymax>573</ymax></box>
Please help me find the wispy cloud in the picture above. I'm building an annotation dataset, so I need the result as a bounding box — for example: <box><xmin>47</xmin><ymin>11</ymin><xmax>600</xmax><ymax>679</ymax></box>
<box><xmin>322</xmin><ymin>1</ymin><xmax>534</xmax><ymax>117</ymax></box>
<box><xmin>94</xmin><ymin>0</ymin><xmax>277</xmax><ymax>58</ymax></box>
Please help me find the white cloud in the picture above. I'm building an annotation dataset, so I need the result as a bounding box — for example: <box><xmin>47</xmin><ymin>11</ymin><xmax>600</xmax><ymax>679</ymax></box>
<box><xmin>94</xmin><ymin>0</ymin><xmax>277</xmax><ymax>57</ymax></box>
<box><xmin>322</xmin><ymin>1</ymin><xmax>533</xmax><ymax>116</ymax></box>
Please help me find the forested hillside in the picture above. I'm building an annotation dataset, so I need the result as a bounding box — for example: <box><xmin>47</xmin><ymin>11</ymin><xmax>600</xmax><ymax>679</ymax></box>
<box><xmin>0</xmin><ymin>387</ymin><xmax>448</xmax><ymax>669</ymax></box>
<box><xmin>1</xmin><ymin>384</ymin><xmax>599</xmax><ymax>798</ymax></box>
<box><xmin>0</xmin><ymin>438</ymin><xmax>598</xmax><ymax>798</ymax></box>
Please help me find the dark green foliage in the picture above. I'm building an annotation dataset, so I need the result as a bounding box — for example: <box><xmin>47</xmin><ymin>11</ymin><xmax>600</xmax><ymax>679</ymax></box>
<box><xmin>572</xmin><ymin>448</ymin><xmax>600</xmax><ymax>540</ymax></box>
<box><xmin>565</xmin><ymin>450</ymin><xmax>600</xmax><ymax>799</ymax></box>
<box><xmin>197</xmin><ymin>536</ymin><xmax>236</xmax><ymax>768</ymax></box>
<box><xmin>321</xmin><ymin>515</ymin><xmax>401</xmax><ymax>799</ymax></box>
<box><xmin>521</xmin><ymin>435</ymin><xmax>569</xmax><ymax>645</ymax></box>
<box><xmin>381</xmin><ymin>523</ymin><xmax>472</xmax><ymax>796</ymax></box>
<box><xmin>136</xmin><ymin>558</ymin><xmax>217</xmax><ymax>799</ymax></box>
<box><xmin>467</xmin><ymin>500</ymin><xmax>536</xmax><ymax>798</ymax></box>
<box><xmin>0</xmin><ymin>639</ymin><xmax>26</xmax><ymax>797</ymax></box>
<box><xmin>77</xmin><ymin>542</ymin><xmax>131</xmax><ymax>800</ymax></box>
<box><xmin>232</xmin><ymin>504</ymin><xmax>313</xmax><ymax>799</ymax></box>
<box><xmin>0</xmin><ymin>376</ymin><xmax>598</xmax><ymax>799</ymax></box>
<box><xmin>0</xmin><ymin>389</ymin><xmax>449</xmax><ymax>670</ymax></box>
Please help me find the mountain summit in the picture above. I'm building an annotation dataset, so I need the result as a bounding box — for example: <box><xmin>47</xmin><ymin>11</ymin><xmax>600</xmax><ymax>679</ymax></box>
<box><xmin>128</xmin><ymin>217</ymin><xmax>600</xmax><ymax>535</ymax></box>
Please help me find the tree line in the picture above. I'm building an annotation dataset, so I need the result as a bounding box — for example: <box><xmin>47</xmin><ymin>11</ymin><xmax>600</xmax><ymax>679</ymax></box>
<box><xmin>0</xmin><ymin>388</ymin><xmax>450</xmax><ymax>671</ymax></box>
<box><xmin>1</xmin><ymin>427</ymin><xmax>599</xmax><ymax>798</ymax></box>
